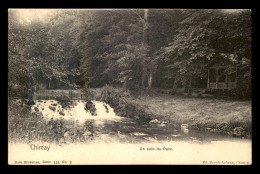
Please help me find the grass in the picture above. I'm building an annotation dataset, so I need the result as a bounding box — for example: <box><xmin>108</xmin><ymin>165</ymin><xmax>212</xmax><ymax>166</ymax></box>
<box><xmin>134</xmin><ymin>94</ymin><xmax>251</xmax><ymax>133</ymax></box>
<box><xmin>90</xmin><ymin>86</ymin><xmax>251</xmax><ymax>137</ymax></box>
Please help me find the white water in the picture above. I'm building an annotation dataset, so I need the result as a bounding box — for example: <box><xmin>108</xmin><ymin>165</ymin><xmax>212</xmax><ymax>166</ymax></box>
<box><xmin>31</xmin><ymin>100</ymin><xmax>122</xmax><ymax>124</ymax></box>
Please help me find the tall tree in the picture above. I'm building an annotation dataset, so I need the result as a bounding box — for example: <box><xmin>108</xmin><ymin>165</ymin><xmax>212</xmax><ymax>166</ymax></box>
<box><xmin>158</xmin><ymin>9</ymin><xmax>251</xmax><ymax>95</ymax></box>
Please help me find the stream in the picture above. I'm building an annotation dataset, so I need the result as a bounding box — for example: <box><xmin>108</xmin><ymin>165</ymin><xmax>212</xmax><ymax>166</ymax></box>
<box><xmin>31</xmin><ymin>100</ymin><xmax>251</xmax><ymax>145</ymax></box>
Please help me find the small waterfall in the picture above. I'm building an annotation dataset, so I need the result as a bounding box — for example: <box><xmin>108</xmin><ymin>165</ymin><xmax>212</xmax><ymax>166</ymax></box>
<box><xmin>31</xmin><ymin>100</ymin><xmax>120</xmax><ymax>123</ymax></box>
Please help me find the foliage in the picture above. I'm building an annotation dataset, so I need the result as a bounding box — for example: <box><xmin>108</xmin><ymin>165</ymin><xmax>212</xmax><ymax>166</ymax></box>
<box><xmin>9</xmin><ymin>9</ymin><xmax>251</xmax><ymax>99</ymax></box>
<box><xmin>8</xmin><ymin>10</ymin><xmax>80</xmax><ymax>99</ymax></box>
<box><xmin>94</xmin><ymin>85</ymin><xmax>151</xmax><ymax>121</ymax></box>
<box><xmin>8</xmin><ymin>99</ymin><xmax>64</xmax><ymax>143</ymax></box>
<box><xmin>77</xmin><ymin>10</ymin><xmax>177</xmax><ymax>89</ymax></box>
<box><xmin>158</xmin><ymin>9</ymin><xmax>251</xmax><ymax>95</ymax></box>
<box><xmin>8</xmin><ymin>11</ymin><xmax>30</xmax><ymax>98</ymax></box>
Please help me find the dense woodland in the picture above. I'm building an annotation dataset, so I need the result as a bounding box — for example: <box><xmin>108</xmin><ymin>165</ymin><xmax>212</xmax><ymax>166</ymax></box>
<box><xmin>8</xmin><ymin>9</ymin><xmax>251</xmax><ymax>99</ymax></box>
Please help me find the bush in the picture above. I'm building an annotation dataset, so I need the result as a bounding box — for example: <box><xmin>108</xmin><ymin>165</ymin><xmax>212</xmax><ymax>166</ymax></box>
<box><xmin>84</xmin><ymin>121</ymin><xmax>95</xmax><ymax>134</ymax></box>
<box><xmin>88</xmin><ymin>85</ymin><xmax>152</xmax><ymax>122</ymax></box>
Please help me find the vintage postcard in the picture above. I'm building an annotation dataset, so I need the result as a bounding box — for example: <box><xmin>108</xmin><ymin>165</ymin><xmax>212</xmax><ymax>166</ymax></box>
<box><xmin>8</xmin><ymin>8</ymin><xmax>252</xmax><ymax>165</ymax></box>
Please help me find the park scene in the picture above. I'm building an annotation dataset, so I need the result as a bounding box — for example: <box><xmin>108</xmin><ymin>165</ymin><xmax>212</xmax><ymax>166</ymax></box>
<box><xmin>8</xmin><ymin>9</ymin><xmax>251</xmax><ymax>149</ymax></box>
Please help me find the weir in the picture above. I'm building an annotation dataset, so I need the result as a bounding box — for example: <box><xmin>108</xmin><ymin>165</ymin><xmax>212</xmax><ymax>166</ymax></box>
<box><xmin>31</xmin><ymin>100</ymin><xmax>120</xmax><ymax>123</ymax></box>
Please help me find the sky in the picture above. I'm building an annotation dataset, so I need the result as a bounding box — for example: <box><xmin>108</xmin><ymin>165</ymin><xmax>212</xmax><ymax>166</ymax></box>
<box><xmin>221</xmin><ymin>9</ymin><xmax>250</xmax><ymax>14</ymax></box>
<box><xmin>9</xmin><ymin>9</ymin><xmax>249</xmax><ymax>24</ymax></box>
<box><xmin>9</xmin><ymin>9</ymin><xmax>61</xmax><ymax>24</ymax></box>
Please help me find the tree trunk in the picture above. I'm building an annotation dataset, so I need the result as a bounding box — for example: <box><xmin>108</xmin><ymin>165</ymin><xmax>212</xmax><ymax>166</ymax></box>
<box><xmin>184</xmin><ymin>77</ymin><xmax>189</xmax><ymax>93</ymax></box>
<box><xmin>173</xmin><ymin>78</ymin><xmax>178</xmax><ymax>91</ymax></box>
<box><xmin>236</xmin><ymin>57</ymin><xmax>244</xmax><ymax>96</ymax></box>
<box><xmin>48</xmin><ymin>79</ymin><xmax>51</xmax><ymax>89</ymax></box>
<box><xmin>187</xmin><ymin>76</ymin><xmax>192</xmax><ymax>95</ymax></box>
<box><xmin>184</xmin><ymin>75</ymin><xmax>192</xmax><ymax>94</ymax></box>
<box><xmin>148</xmin><ymin>71</ymin><xmax>153</xmax><ymax>89</ymax></box>
<box><xmin>141</xmin><ymin>72</ymin><xmax>146</xmax><ymax>87</ymax></box>
<box><xmin>141</xmin><ymin>9</ymin><xmax>149</xmax><ymax>88</ymax></box>
<box><xmin>143</xmin><ymin>9</ymin><xmax>148</xmax><ymax>45</ymax></box>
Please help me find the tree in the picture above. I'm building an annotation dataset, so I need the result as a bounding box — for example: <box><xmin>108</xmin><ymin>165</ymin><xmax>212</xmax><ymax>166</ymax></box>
<box><xmin>8</xmin><ymin>10</ymin><xmax>30</xmax><ymax>98</ymax></box>
<box><xmin>10</xmin><ymin>9</ymin><xmax>250</xmax><ymax>98</ymax></box>
<box><xmin>77</xmin><ymin>10</ymin><xmax>146</xmax><ymax>89</ymax></box>
<box><xmin>77</xmin><ymin>9</ymin><xmax>180</xmax><ymax>90</ymax></box>
<box><xmin>9</xmin><ymin>9</ymin><xmax>85</xmax><ymax>100</ymax></box>
<box><xmin>158</xmin><ymin>9</ymin><xmax>251</xmax><ymax>95</ymax></box>
<box><xmin>24</xmin><ymin>10</ymin><xmax>81</xmax><ymax>90</ymax></box>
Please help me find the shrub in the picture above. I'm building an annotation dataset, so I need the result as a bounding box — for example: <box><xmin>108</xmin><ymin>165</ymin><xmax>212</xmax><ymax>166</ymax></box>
<box><xmin>84</xmin><ymin>121</ymin><xmax>95</xmax><ymax>134</ymax></box>
<box><xmin>8</xmin><ymin>99</ymin><xmax>69</xmax><ymax>144</ymax></box>
<box><xmin>98</xmin><ymin>85</ymin><xmax>131</xmax><ymax>103</ymax></box>
<box><xmin>88</xmin><ymin>85</ymin><xmax>153</xmax><ymax>122</ymax></box>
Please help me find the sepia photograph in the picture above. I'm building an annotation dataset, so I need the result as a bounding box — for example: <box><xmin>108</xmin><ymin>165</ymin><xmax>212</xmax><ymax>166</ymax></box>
<box><xmin>8</xmin><ymin>8</ymin><xmax>252</xmax><ymax>165</ymax></box>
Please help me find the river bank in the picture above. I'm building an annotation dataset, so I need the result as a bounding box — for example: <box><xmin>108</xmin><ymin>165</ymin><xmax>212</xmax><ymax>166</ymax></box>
<box><xmin>88</xmin><ymin>86</ymin><xmax>252</xmax><ymax>138</ymax></box>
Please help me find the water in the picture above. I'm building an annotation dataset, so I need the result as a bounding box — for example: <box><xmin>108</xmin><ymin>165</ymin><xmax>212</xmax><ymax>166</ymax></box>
<box><xmin>31</xmin><ymin>100</ymin><xmax>250</xmax><ymax>145</ymax></box>
<box><xmin>8</xmin><ymin>99</ymin><xmax>251</xmax><ymax>165</ymax></box>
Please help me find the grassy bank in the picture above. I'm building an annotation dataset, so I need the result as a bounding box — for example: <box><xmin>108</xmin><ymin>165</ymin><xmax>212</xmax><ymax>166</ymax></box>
<box><xmin>89</xmin><ymin>86</ymin><xmax>252</xmax><ymax>137</ymax></box>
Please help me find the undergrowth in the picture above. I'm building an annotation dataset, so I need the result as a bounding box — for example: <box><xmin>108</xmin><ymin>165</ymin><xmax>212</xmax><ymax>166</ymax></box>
<box><xmin>8</xmin><ymin>99</ymin><xmax>95</xmax><ymax>144</ymax></box>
